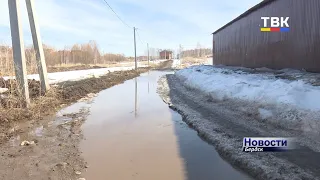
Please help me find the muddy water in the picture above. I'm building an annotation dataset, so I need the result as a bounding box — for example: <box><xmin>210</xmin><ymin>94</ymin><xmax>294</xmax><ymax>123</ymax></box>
<box><xmin>63</xmin><ymin>71</ymin><xmax>252</xmax><ymax>180</ymax></box>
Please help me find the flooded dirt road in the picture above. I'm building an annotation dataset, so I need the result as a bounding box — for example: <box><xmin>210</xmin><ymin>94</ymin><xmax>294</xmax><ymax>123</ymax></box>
<box><xmin>61</xmin><ymin>71</ymin><xmax>252</xmax><ymax>180</ymax></box>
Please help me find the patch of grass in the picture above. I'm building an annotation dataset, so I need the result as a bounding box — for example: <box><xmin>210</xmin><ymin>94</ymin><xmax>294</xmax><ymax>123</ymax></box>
<box><xmin>0</xmin><ymin>67</ymin><xmax>153</xmax><ymax>143</ymax></box>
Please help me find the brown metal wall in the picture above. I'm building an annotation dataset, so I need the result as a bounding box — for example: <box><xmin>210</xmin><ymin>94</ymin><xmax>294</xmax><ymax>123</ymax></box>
<box><xmin>213</xmin><ymin>0</ymin><xmax>320</xmax><ymax>72</ymax></box>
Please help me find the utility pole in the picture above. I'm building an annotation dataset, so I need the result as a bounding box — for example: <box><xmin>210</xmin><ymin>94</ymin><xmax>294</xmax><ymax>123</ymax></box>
<box><xmin>8</xmin><ymin>0</ymin><xmax>30</xmax><ymax>107</ymax></box>
<box><xmin>26</xmin><ymin>0</ymin><xmax>49</xmax><ymax>92</ymax></box>
<box><xmin>147</xmin><ymin>43</ymin><xmax>149</xmax><ymax>67</ymax></box>
<box><xmin>133</xmin><ymin>27</ymin><xmax>137</xmax><ymax>70</ymax></box>
<box><xmin>165</xmin><ymin>50</ymin><xmax>166</xmax><ymax>60</ymax></box>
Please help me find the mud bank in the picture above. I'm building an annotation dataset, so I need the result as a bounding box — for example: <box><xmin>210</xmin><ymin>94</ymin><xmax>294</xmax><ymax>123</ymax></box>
<box><xmin>0</xmin><ymin>109</ymin><xmax>89</xmax><ymax>180</ymax></box>
<box><xmin>0</xmin><ymin>67</ymin><xmax>154</xmax><ymax>180</ymax></box>
<box><xmin>157</xmin><ymin>74</ymin><xmax>320</xmax><ymax>180</ymax></box>
<box><xmin>0</xmin><ymin>68</ymin><xmax>151</xmax><ymax>144</ymax></box>
<box><xmin>76</xmin><ymin>70</ymin><xmax>251</xmax><ymax>180</ymax></box>
<box><xmin>0</xmin><ymin>61</ymin><xmax>174</xmax><ymax>179</ymax></box>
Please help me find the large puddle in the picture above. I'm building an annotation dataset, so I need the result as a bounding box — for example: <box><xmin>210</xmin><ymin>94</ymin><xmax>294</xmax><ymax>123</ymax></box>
<box><xmin>61</xmin><ymin>71</ymin><xmax>252</xmax><ymax>180</ymax></box>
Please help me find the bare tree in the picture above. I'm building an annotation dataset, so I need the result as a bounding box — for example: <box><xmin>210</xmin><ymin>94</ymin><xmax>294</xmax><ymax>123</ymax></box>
<box><xmin>0</xmin><ymin>41</ymin><xmax>129</xmax><ymax>76</ymax></box>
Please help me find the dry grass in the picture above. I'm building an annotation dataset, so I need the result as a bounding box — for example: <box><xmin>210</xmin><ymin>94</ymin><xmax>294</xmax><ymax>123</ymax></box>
<box><xmin>0</xmin><ymin>61</ymin><xmax>165</xmax><ymax>122</ymax></box>
<box><xmin>0</xmin><ymin>47</ymin><xmax>39</xmax><ymax>76</ymax></box>
<box><xmin>1</xmin><ymin>61</ymin><xmax>154</xmax><ymax>76</ymax></box>
<box><xmin>0</xmin><ymin>85</ymin><xmax>61</xmax><ymax>144</ymax></box>
<box><xmin>0</xmin><ymin>87</ymin><xmax>60</xmax><ymax>122</ymax></box>
<box><xmin>0</xmin><ymin>68</ymin><xmax>145</xmax><ymax>121</ymax></box>
<box><xmin>181</xmin><ymin>57</ymin><xmax>209</xmax><ymax>64</ymax></box>
<box><xmin>47</xmin><ymin>61</ymin><xmax>152</xmax><ymax>73</ymax></box>
<box><xmin>0</xmin><ymin>65</ymin><xmax>163</xmax><ymax>143</ymax></box>
<box><xmin>177</xmin><ymin>57</ymin><xmax>211</xmax><ymax>69</ymax></box>
<box><xmin>50</xmin><ymin>63</ymin><xmax>86</xmax><ymax>68</ymax></box>
<box><xmin>0</xmin><ymin>59</ymin><xmax>172</xmax><ymax>144</ymax></box>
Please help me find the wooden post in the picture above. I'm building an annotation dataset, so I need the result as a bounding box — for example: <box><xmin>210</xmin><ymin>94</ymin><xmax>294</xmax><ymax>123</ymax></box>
<box><xmin>8</xmin><ymin>0</ymin><xmax>30</xmax><ymax>107</ymax></box>
<box><xmin>26</xmin><ymin>0</ymin><xmax>50</xmax><ymax>92</ymax></box>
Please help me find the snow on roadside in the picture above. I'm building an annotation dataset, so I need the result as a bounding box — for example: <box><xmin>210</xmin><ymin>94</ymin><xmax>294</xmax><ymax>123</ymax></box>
<box><xmin>172</xmin><ymin>59</ymin><xmax>181</xmax><ymax>68</ymax></box>
<box><xmin>0</xmin><ymin>88</ymin><xmax>8</xmax><ymax>93</ymax></box>
<box><xmin>157</xmin><ymin>76</ymin><xmax>317</xmax><ymax>179</ymax></box>
<box><xmin>152</xmin><ymin>59</ymin><xmax>169</xmax><ymax>64</ymax></box>
<box><xmin>176</xmin><ymin>65</ymin><xmax>320</xmax><ymax>112</ymax></box>
<box><xmin>258</xmin><ymin>108</ymin><xmax>273</xmax><ymax>120</ymax></box>
<box><xmin>3</xmin><ymin>66</ymin><xmax>144</xmax><ymax>85</ymax></box>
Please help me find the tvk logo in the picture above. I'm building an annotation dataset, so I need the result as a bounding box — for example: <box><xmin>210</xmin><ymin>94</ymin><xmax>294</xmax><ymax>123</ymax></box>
<box><xmin>260</xmin><ymin>17</ymin><xmax>290</xmax><ymax>32</ymax></box>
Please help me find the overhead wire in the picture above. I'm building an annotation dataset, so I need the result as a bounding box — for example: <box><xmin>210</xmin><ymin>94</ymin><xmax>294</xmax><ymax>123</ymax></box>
<box><xmin>101</xmin><ymin>0</ymin><xmax>131</xmax><ymax>28</ymax></box>
<box><xmin>136</xmin><ymin>29</ymin><xmax>145</xmax><ymax>45</ymax></box>
<box><xmin>101</xmin><ymin>0</ymin><xmax>148</xmax><ymax>48</ymax></box>
<box><xmin>101</xmin><ymin>0</ymin><xmax>210</xmax><ymax>54</ymax></box>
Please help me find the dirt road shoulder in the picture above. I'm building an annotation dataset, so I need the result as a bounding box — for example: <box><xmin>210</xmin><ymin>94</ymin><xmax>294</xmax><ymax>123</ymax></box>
<box><xmin>0</xmin><ymin>68</ymin><xmax>155</xmax><ymax>180</ymax></box>
<box><xmin>0</xmin><ymin>68</ymin><xmax>151</xmax><ymax>143</ymax></box>
<box><xmin>157</xmin><ymin>74</ymin><xmax>319</xmax><ymax>180</ymax></box>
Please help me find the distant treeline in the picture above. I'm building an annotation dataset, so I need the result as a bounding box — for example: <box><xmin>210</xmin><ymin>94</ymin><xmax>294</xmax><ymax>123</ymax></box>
<box><xmin>180</xmin><ymin>48</ymin><xmax>212</xmax><ymax>58</ymax></box>
<box><xmin>0</xmin><ymin>40</ymin><xmax>127</xmax><ymax>68</ymax></box>
<box><xmin>43</xmin><ymin>41</ymin><xmax>128</xmax><ymax>66</ymax></box>
<box><xmin>0</xmin><ymin>40</ymin><xmax>129</xmax><ymax>76</ymax></box>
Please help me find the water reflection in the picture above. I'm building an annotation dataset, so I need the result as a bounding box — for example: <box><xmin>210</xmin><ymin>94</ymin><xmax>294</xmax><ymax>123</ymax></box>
<box><xmin>135</xmin><ymin>77</ymin><xmax>138</xmax><ymax>118</ymax></box>
<box><xmin>78</xmin><ymin>71</ymin><xmax>252</xmax><ymax>180</ymax></box>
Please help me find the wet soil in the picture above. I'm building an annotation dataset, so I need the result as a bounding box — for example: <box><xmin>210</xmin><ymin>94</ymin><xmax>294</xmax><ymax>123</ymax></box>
<box><xmin>158</xmin><ymin>74</ymin><xmax>320</xmax><ymax>180</ymax></box>
<box><xmin>0</xmin><ymin>62</ymin><xmax>173</xmax><ymax>180</ymax></box>
<box><xmin>0</xmin><ymin>69</ymin><xmax>252</xmax><ymax>180</ymax></box>
<box><xmin>0</xmin><ymin>108</ymin><xmax>89</xmax><ymax>180</ymax></box>
<box><xmin>57</xmin><ymin>69</ymin><xmax>147</xmax><ymax>102</ymax></box>
<box><xmin>0</xmin><ymin>68</ymin><xmax>151</xmax><ymax>144</ymax></box>
<box><xmin>154</xmin><ymin>60</ymin><xmax>174</xmax><ymax>70</ymax></box>
<box><xmin>68</xmin><ymin>71</ymin><xmax>251</xmax><ymax>180</ymax></box>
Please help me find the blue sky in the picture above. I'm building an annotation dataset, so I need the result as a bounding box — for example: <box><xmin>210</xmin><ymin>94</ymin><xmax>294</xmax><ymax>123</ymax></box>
<box><xmin>0</xmin><ymin>0</ymin><xmax>261</xmax><ymax>56</ymax></box>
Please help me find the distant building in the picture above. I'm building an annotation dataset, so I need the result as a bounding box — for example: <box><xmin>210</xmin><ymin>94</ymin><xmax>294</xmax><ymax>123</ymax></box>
<box><xmin>137</xmin><ymin>56</ymin><xmax>148</xmax><ymax>61</ymax></box>
<box><xmin>212</xmin><ymin>0</ymin><xmax>320</xmax><ymax>72</ymax></box>
<box><xmin>159</xmin><ymin>50</ymin><xmax>173</xmax><ymax>60</ymax></box>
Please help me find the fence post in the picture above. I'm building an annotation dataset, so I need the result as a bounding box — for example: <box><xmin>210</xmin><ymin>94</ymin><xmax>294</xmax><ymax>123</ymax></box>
<box><xmin>8</xmin><ymin>0</ymin><xmax>30</xmax><ymax>107</ymax></box>
<box><xmin>26</xmin><ymin>0</ymin><xmax>50</xmax><ymax>92</ymax></box>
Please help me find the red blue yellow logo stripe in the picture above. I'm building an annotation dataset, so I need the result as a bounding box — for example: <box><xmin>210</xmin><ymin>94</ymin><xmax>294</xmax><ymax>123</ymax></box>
<box><xmin>261</xmin><ymin>27</ymin><xmax>290</xmax><ymax>32</ymax></box>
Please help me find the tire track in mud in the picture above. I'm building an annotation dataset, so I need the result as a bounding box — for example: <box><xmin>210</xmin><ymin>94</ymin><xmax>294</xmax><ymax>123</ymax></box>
<box><xmin>0</xmin><ymin>62</ymin><xmax>173</xmax><ymax>179</ymax></box>
<box><xmin>157</xmin><ymin>74</ymin><xmax>320</xmax><ymax>180</ymax></box>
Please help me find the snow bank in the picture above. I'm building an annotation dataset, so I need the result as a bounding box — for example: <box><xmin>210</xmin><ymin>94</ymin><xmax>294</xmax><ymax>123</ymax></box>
<box><xmin>151</xmin><ymin>59</ymin><xmax>168</xmax><ymax>64</ymax></box>
<box><xmin>172</xmin><ymin>59</ymin><xmax>181</xmax><ymax>68</ymax></box>
<box><xmin>258</xmin><ymin>108</ymin><xmax>273</xmax><ymax>119</ymax></box>
<box><xmin>206</xmin><ymin>58</ymin><xmax>212</xmax><ymax>65</ymax></box>
<box><xmin>3</xmin><ymin>66</ymin><xmax>140</xmax><ymax>84</ymax></box>
<box><xmin>176</xmin><ymin>65</ymin><xmax>320</xmax><ymax>111</ymax></box>
<box><xmin>0</xmin><ymin>88</ymin><xmax>8</xmax><ymax>93</ymax></box>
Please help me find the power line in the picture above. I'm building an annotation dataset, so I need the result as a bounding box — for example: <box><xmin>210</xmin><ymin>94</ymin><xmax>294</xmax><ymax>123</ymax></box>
<box><xmin>102</xmin><ymin>0</ymin><xmax>131</xmax><ymax>28</ymax></box>
<box><xmin>136</xmin><ymin>29</ymin><xmax>144</xmax><ymax>45</ymax></box>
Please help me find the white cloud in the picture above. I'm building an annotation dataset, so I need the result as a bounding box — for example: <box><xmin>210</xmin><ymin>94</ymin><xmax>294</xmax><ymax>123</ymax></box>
<box><xmin>0</xmin><ymin>0</ymin><xmax>262</xmax><ymax>56</ymax></box>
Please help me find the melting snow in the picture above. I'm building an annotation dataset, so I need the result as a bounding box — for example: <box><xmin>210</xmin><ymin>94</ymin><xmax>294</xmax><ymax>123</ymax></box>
<box><xmin>176</xmin><ymin>65</ymin><xmax>320</xmax><ymax>111</ymax></box>
<box><xmin>0</xmin><ymin>88</ymin><xmax>8</xmax><ymax>93</ymax></box>
<box><xmin>3</xmin><ymin>66</ymin><xmax>145</xmax><ymax>85</ymax></box>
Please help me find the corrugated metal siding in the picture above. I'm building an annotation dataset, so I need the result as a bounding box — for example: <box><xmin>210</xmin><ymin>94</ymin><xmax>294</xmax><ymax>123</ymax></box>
<box><xmin>212</xmin><ymin>0</ymin><xmax>320</xmax><ymax>72</ymax></box>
